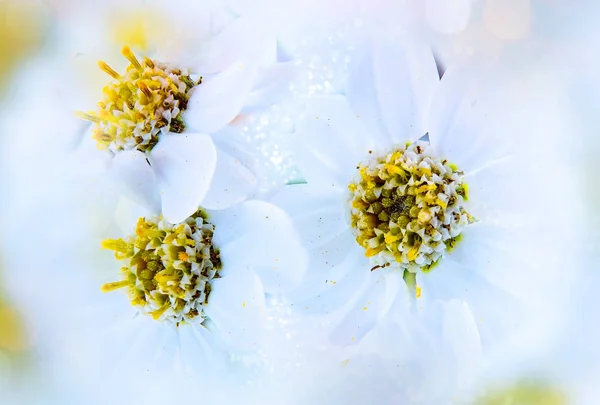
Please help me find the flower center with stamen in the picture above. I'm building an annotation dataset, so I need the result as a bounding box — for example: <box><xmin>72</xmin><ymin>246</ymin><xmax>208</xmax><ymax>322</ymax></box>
<box><xmin>348</xmin><ymin>141</ymin><xmax>474</xmax><ymax>274</ymax></box>
<box><xmin>101</xmin><ymin>209</ymin><xmax>221</xmax><ymax>324</ymax></box>
<box><xmin>76</xmin><ymin>46</ymin><xmax>200</xmax><ymax>153</ymax></box>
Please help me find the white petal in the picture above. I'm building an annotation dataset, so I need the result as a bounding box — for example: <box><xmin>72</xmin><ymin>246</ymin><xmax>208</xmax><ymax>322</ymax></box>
<box><xmin>201</xmin><ymin>144</ymin><xmax>257</xmax><ymax>210</ymax></box>
<box><xmin>291</xmin><ymin>247</ymin><xmax>370</xmax><ymax>316</ymax></box>
<box><xmin>109</xmin><ymin>149</ymin><xmax>161</xmax><ymax>214</ymax></box>
<box><xmin>330</xmin><ymin>274</ymin><xmax>389</xmax><ymax>346</ymax></box>
<box><xmin>345</xmin><ymin>46</ymin><xmax>392</xmax><ymax>148</ymax></box>
<box><xmin>418</xmin><ymin>252</ymin><xmax>522</xmax><ymax>346</ymax></box>
<box><xmin>185</xmin><ymin>61</ymin><xmax>259</xmax><ymax>134</ymax></box>
<box><xmin>243</xmin><ymin>62</ymin><xmax>296</xmax><ymax>111</ymax></box>
<box><xmin>210</xmin><ymin>201</ymin><xmax>308</xmax><ymax>294</ymax></box>
<box><xmin>271</xmin><ymin>183</ymin><xmax>348</xmax><ymax>249</ymax></box>
<box><xmin>427</xmin><ymin>63</ymin><xmax>515</xmax><ymax>171</ymax></box>
<box><xmin>210</xmin><ymin>129</ymin><xmax>258</xmax><ymax>171</ymax></box>
<box><xmin>148</xmin><ymin>133</ymin><xmax>217</xmax><ymax>223</ymax></box>
<box><xmin>442</xmin><ymin>300</ymin><xmax>482</xmax><ymax>390</ymax></box>
<box><xmin>194</xmin><ymin>16</ymin><xmax>275</xmax><ymax>74</ymax></box>
<box><xmin>204</xmin><ymin>267</ymin><xmax>265</xmax><ymax>350</ymax></box>
<box><xmin>372</xmin><ymin>35</ymin><xmax>439</xmax><ymax>143</ymax></box>
<box><xmin>294</xmin><ymin>96</ymin><xmax>364</xmax><ymax>190</ymax></box>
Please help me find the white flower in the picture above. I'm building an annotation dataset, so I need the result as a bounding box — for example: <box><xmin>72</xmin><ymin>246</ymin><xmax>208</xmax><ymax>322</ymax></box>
<box><xmin>72</xmin><ymin>5</ymin><xmax>295</xmax><ymax>223</ymax></box>
<box><xmin>274</xmin><ymin>34</ymin><xmax>569</xmax><ymax>347</ymax></box>
<box><xmin>2</xmin><ymin>186</ymin><xmax>307</xmax><ymax>403</ymax></box>
<box><xmin>98</xmin><ymin>196</ymin><xmax>307</xmax><ymax>349</ymax></box>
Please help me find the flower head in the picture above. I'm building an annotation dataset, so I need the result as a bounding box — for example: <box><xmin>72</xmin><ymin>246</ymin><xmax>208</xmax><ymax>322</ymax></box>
<box><xmin>78</xmin><ymin>47</ymin><xmax>200</xmax><ymax>153</ymax></box>
<box><xmin>73</xmin><ymin>10</ymin><xmax>296</xmax><ymax>224</ymax></box>
<box><xmin>349</xmin><ymin>141</ymin><xmax>473</xmax><ymax>272</ymax></box>
<box><xmin>276</xmin><ymin>34</ymin><xmax>568</xmax><ymax>347</ymax></box>
<box><xmin>101</xmin><ymin>209</ymin><xmax>221</xmax><ymax>324</ymax></box>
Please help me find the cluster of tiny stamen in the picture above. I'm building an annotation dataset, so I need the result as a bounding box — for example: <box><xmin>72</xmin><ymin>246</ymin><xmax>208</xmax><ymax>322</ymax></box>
<box><xmin>349</xmin><ymin>141</ymin><xmax>474</xmax><ymax>273</ymax></box>
<box><xmin>76</xmin><ymin>46</ymin><xmax>200</xmax><ymax>153</ymax></box>
<box><xmin>101</xmin><ymin>209</ymin><xmax>221</xmax><ymax>325</ymax></box>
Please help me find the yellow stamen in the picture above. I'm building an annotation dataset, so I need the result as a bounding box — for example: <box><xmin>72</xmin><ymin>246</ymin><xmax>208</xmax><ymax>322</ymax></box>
<box><xmin>74</xmin><ymin>111</ymin><xmax>101</xmax><ymax>123</ymax></box>
<box><xmin>384</xmin><ymin>233</ymin><xmax>402</xmax><ymax>244</ymax></box>
<box><xmin>407</xmin><ymin>245</ymin><xmax>420</xmax><ymax>261</ymax></box>
<box><xmin>138</xmin><ymin>82</ymin><xmax>152</xmax><ymax>98</ymax></box>
<box><xmin>101</xmin><ymin>238</ymin><xmax>132</xmax><ymax>256</ymax></box>
<box><xmin>100</xmin><ymin>280</ymin><xmax>130</xmax><ymax>292</ymax></box>
<box><xmin>98</xmin><ymin>61</ymin><xmax>120</xmax><ymax>79</ymax></box>
<box><xmin>150</xmin><ymin>303</ymin><xmax>170</xmax><ymax>320</ymax></box>
<box><xmin>136</xmin><ymin>218</ymin><xmax>163</xmax><ymax>239</ymax></box>
<box><xmin>178</xmin><ymin>252</ymin><xmax>189</xmax><ymax>261</ymax></box>
<box><xmin>143</xmin><ymin>57</ymin><xmax>155</xmax><ymax>68</ymax></box>
<box><xmin>121</xmin><ymin>46</ymin><xmax>142</xmax><ymax>70</ymax></box>
<box><xmin>385</xmin><ymin>164</ymin><xmax>404</xmax><ymax>176</ymax></box>
<box><xmin>365</xmin><ymin>246</ymin><xmax>385</xmax><ymax>257</ymax></box>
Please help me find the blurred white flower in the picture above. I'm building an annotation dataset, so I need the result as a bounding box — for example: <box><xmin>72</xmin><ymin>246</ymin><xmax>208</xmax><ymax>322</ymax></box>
<box><xmin>275</xmin><ymin>34</ymin><xmax>570</xmax><ymax>347</ymax></box>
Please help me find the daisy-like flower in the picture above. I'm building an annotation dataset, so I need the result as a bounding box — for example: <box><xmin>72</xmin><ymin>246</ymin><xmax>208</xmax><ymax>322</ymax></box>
<box><xmin>98</xmin><ymin>197</ymin><xmax>307</xmax><ymax>348</ymax></box>
<box><xmin>73</xmin><ymin>9</ymin><xmax>294</xmax><ymax>223</ymax></box>
<box><xmin>274</xmin><ymin>34</ymin><xmax>567</xmax><ymax>346</ymax></box>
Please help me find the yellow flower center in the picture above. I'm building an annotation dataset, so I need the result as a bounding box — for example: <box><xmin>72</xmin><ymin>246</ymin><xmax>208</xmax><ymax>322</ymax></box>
<box><xmin>76</xmin><ymin>46</ymin><xmax>200</xmax><ymax>153</ymax></box>
<box><xmin>348</xmin><ymin>142</ymin><xmax>474</xmax><ymax>274</ymax></box>
<box><xmin>101</xmin><ymin>209</ymin><xmax>221</xmax><ymax>325</ymax></box>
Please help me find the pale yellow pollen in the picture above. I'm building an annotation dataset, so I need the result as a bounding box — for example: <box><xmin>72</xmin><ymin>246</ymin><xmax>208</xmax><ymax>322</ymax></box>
<box><xmin>415</xmin><ymin>285</ymin><xmax>422</xmax><ymax>299</ymax></box>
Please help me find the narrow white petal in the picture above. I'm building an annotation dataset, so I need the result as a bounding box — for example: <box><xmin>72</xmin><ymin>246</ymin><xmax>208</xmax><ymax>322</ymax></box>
<box><xmin>204</xmin><ymin>267</ymin><xmax>265</xmax><ymax>350</ymax></box>
<box><xmin>185</xmin><ymin>61</ymin><xmax>259</xmax><ymax>134</ymax></box>
<box><xmin>372</xmin><ymin>36</ymin><xmax>439</xmax><ymax>143</ymax></box>
<box><xmin>271</xmin><ymin>183</ymin><xmax>348</xmax><ymax>249</ymax></box>
<box><xmin>346</xmin><ymin>47</ymin><xmax>392</xmax><ymax>148</ymax></box>
<box><xmin>109</xmin><ymin>149</ymin><xmax>161</xmax><ymax>214</ymax></box>
<box><xmin>427</xmin><ymin>63</ymin><xmax>520</xmax><ymax>172</ymax></box>
<box><xmin>210</xmin><ymin>200</ymin><xmax>308</xmax><ymax>294</ymax></box>
<box><xmin>201</xmin><ymin>144</ymin><xmax>257</xmax><ymax>210</ymax></box>
<box><xmin>292</xmin><ymin>248</ymin><xmax>370</xmax><ymax>316</ymax></box>
<box><xmin>243</xmin><ymin>62</ymin><xmax>296</xmax><ymax>111</ymax></box>
<box><xmin>330</xmin><ymin>273</ymin><xmax>388</xmax><ymax>346</ymax></box>
<box><xmin>194</xmin><ymin>17</ymin><xmax>275</xmax><ymax>74</ymax></box>
<box><xmin>148</xmin><ymin>133</ymin><xmax>217</xmax><ymax>223</ymax></box>
<box><xmin>294</xmin><ymin>96</ymin><xmax>363</xmax><ymax>189</ymax></box>
<box><xmin>442</xmin><ymin>300</ymin><xmax>482</xmax><ymax>390</ymax></box>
